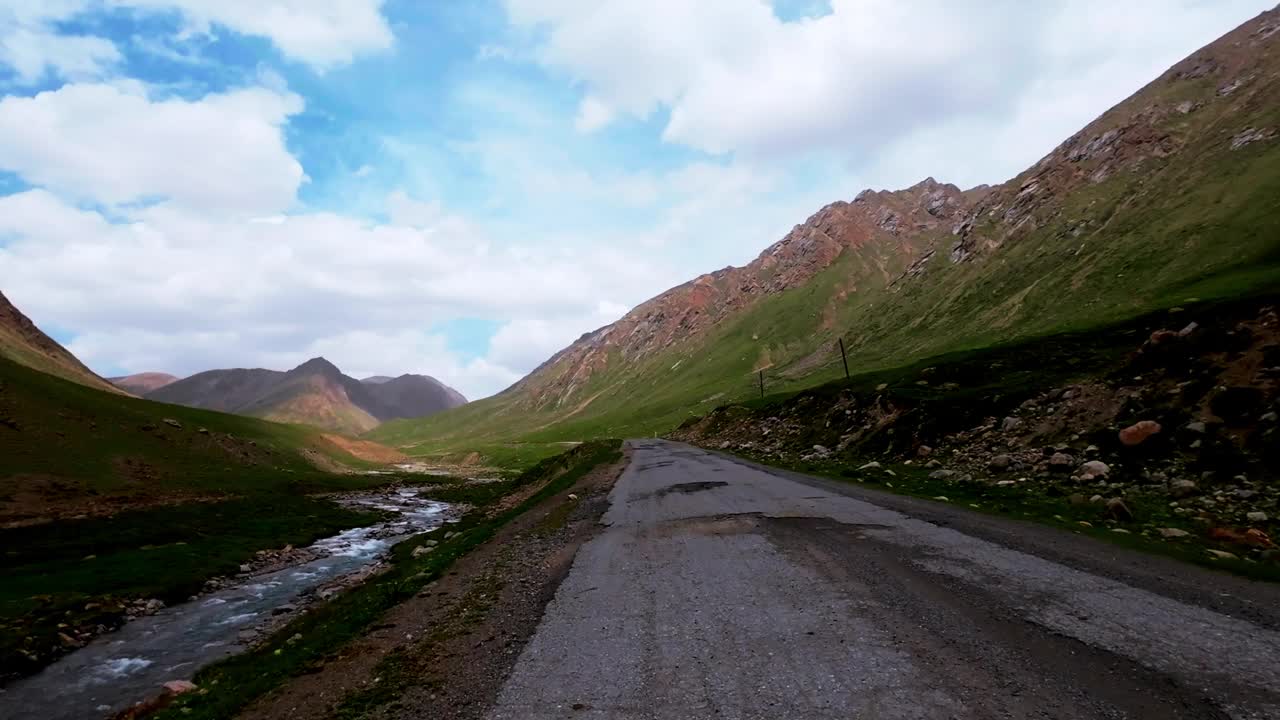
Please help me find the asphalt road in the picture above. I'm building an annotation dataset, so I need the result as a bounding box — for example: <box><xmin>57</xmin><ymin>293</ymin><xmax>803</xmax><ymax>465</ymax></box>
<box><xmin>487</xmin><ymin>439</ymin><xmax>1280</xmax><ymax>720</ymax></box>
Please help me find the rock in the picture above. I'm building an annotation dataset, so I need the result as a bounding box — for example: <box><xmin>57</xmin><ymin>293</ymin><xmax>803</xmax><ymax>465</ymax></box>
<box><xmin>1068</xmin><ymin>493</ymin><xmax>1089</xmax><ymax>507</ymax></box>
<box><xmin>1119</xmin><ymin>420</ymin><xmax>1162</xmax><ymax>446</ymax></box>
<box><xmin>163</xmin><ymin>680</ymin><xmax>198</xmax><ymax>695</ymax></box>
<box><xmin>1048</xmin><ymin>452</ymin><xmax>1074</xmax><ymax>472</ymax></box>
<box><xmin>1089</xmin><ymin>494</ymin><xmax>1104</xmax><ymax>503</ymax></box>
<box><xmin>1111</xmin><ymin>528</ymin><xmax>1131</xmax><ymax>534</ymax></box>
<box><xmin>858</xmin><ymin>461</ymin><xmax>881</xmax><ymax>470</ymax></box>
<box><xmin>1247</xmin><ymin>511</ymin><xmax>1270</xmax><ymax>523</ymax></box>
<box><xmin>162</xmin><ymin>418</ymin><xmax>182</xmax><ymax>429</ymax></box>
<box><xmin>929</xmin><ymin>469</ymin><xmax>957</xmax><ymax>481</ymax></box>
<box><xmin>568</xmin><ymin>493</ymin><xmax>579</xmax><ymax>501</ymax></box>
<box><xmin>411</xmin><ymin>546</ymin><xmax>431</xmax><ymax>558</ymax></box>
<box><xmin>1079</xmin><ymin>460</ymin><xmax>1111</xmax><ymax>480</ymax></box>
<box><xmin>237</xmin><ymin>629</ymin><xmax>260</xmax><ymax>642</ymax></box>
<box><xmin>1001</xmin><ymin>417</ymin><xmax>1022</xmax><ymax>432</ymax></box>
<box><xmin>239</xmin><ymin>564</ymin><xmax>252</xmax><ymax>573</ymax></box>
<box><xmin>812</xmin><ymin>445</ymin><xmax>832</xmax><ymax>458</ymax></box>
<box><xmin>988</xmin><ymin>454</ymin><xmax>1013</xmax><ymax>471</ymax></box>
<box><xmin>932</xmin><ymin>496</ymin><xmax>950</xmax><ymax>502</ymax></box>
<box><xmin>1158</xmin><ymin>527</ymin><xmax>1191</xmax><ymax>539</ymax></box>
<box><xmin>1105</xmin><ymin>498</ymin><xmax>1134</xmax><ymax>522</ymax></box>
<box><xmin>1235</xmin><ymin>489</ymin><xmax>1257</xmax><ymax>500</ymax></box>
<box><xmin>917</xmin><ymin>445</ymin><xmax>933</xmax><ymax>457</ymax></box>
<box><xmin>876</xmin><ymin>383</ymin><xmax>888</xmax><ymax>391</ymax></box>
<box><xmin>1169</xmin><ymin>479</ymin><xmax>1198</xmax><ymax>498</ymax></box>
<box><xmin>924</xmin><ymin>460</ymin><xmax>942</xmax><ymax>469</ymax></box>
<box><xmin>1184</xmin><ymin>421</ymin><xmax>1207</xmax><ymax>435</ymax></box>
<box><xmin>1084</xmin><ymin>445</ymin><xmax>1100</xmax><ymax>456</ymax></box>
<box><xmin>1262</xmin><ymin>412</ymin><xmax>1279</xmax><ymax>423</ymax></box>
<box><xmin>1206</xmin><ymin>549</ymin><xmax>1239</xmax><ymax>561</ymax></box>
<box><xmin>272</xmin><ymin>604</ymin><xmax>297</xmax><ymax>616</ymax></box>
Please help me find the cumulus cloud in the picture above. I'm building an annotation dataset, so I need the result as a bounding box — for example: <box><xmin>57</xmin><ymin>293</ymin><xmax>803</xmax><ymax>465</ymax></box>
<box><xmin>505</xmin><ymin>0</ymin><xmax>1273</xmax><ymax>178</ymax></box>
<box><xmin>0</xmin><ymin>189</ymin><xmax>668</xmax><ymax>398</ymax></box>
<box><xmin>0</xmin><ymin>82</ymin><xmax>304</xmax><ymax>215</ymax></box>
<box><xmin>0</xmin><ymin>2</ymin><xmax>121</xmax><ymax>84</ymax></box>
<box><xmin>111</xmin><ymin>0</ymin><xmax>394</xmax><ymax>69</ymax></box>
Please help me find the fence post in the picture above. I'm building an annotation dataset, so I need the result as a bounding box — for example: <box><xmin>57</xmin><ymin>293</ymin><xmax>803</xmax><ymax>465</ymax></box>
<box><xmin>758</xmin><ymin>370</ymin><xmax>765</xmax><ymax>399</ymax></box>
<box><xmin>838</xmin><ymin>338</ymin><xmax>850</xmax><ymax>379</ymax></box>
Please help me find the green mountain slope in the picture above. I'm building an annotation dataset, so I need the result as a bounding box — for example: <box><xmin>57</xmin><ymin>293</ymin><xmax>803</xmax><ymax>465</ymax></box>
<box><xmin>371</xmin><ymin>8</ymin><xmax>1280</xmax><ymax>457</ymax></box>
<box><xmin>0</xmin><ymin>290</ymin><xmax>122</xmax><ymax>395</ymax></box>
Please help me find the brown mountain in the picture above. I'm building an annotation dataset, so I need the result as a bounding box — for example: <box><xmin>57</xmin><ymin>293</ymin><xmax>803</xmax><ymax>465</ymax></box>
<box><xmin>0</xmin><ymin>290</ymin><xmax>123</xmax><ymax>394</ymax></box>
<box><xmin>108</xmin><ymin>372</ymin><xmax>180</xmax><ymax>395</ymax></box>
<box><xmin>147</xmin><ymin>357</ymin><xmax>467</xmax><ymax>435</ymax></box>
<box><xmin>371</xmin><ymin>6</ymin><xmax>1280</xmax><ymax>450</ymax></box>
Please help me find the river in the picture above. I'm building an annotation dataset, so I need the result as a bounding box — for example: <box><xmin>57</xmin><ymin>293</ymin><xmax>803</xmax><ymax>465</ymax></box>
<box><xmin>0</xmin><ymin>488</ymin><xmax>452</xmax><ymax>720</ymax></box>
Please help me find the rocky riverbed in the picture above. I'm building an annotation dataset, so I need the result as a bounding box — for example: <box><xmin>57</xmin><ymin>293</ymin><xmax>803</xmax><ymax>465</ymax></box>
<box><xmin>0</xmin><ymin>488</ymin><xmax>454</xmax><ymax>720</ymax></box>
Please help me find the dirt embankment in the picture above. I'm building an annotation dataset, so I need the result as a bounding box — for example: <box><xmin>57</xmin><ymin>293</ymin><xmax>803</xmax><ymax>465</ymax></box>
<box><xmin>318</xmin><ymin>434</ymin><xmax>408</xmax><ymax>465</ymax></box>
<box><xmin>233</xmin><ymin>447</ymin><xmax>630</xmax><ymax>720</ymax></box>
<box><xmin>672</xmin><ymin>299</ymin><xmax>1280</xmax><ymax>565</ymax></box>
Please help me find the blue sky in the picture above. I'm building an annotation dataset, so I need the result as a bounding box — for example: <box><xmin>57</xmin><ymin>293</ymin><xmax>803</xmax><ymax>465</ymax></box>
<box><xmin>0</xmin><ymin>0</ymin><xmax>1272</xmax><ymax>398</ymax></box>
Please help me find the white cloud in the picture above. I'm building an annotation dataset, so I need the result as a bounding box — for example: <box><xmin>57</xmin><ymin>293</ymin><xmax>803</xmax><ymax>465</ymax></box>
<box><xmin>573</xmin><ymin>95</ymin><xmax>613</xmax><ymax>133</ymax></box>
<box><xmin>0</xmin><ymin>82</ymin><xmax>304</xmax><ymax>215</ymax></box>
<box><xmin>0</xmin><ymin>2</ymin><xmax>120</xmax><ymax>84</ymax></box>
<box><xmin>108</xmin><ymin>0</ymin><xmax>394</xmax><ymax>69</ymax></box>
<box><xmin>0</xmin><ymin>189</ymin><xmax>670</xmax><ymax>399</ymax></box>
<box><xmin>505</xmin><ymin>0</ymin><xmax>1274</xmax><ymax>180</ymax></box>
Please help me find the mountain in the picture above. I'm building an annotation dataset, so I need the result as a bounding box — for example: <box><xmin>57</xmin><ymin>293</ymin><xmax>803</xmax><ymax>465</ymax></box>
<box><xmin>371</xmin><ymin>7</ymin><xmax>1280</xmax><ymax>453</ymax></box>
<box><xmin>109</xmin><ymin>372</ymin><xmax>180</xmax><ymax>395</ymax></box>
<box><xmin>0</xmin><ymin>290</ymin><xmax>124</xmax><ymax>395</ymax></box>
<box><xmin>361</xmin><ymin>375</ymin><xmax>394</xmax><ymax>384</ymax></box>
<box><xmin>147</xmin><ymin>358</ymin><xmax>467</xmax><ymax>435</ymax></box>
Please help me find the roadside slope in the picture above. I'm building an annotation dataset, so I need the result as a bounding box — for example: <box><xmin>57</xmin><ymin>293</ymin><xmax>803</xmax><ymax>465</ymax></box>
<box><xmin>373</xmin><ymin>8</ymin><xmax>1280</xmax><ymax>454</ymax></box>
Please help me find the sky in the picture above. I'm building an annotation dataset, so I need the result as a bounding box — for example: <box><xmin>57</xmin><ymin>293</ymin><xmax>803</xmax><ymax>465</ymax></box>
<box><xmin>0</xmin><ymin>0</ymin><xmax>1273</xmax><ymax>400</ymax></box>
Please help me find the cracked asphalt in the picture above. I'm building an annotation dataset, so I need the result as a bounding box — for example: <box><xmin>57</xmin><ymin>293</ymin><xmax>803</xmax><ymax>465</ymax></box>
<box><xmin>486</xmin><ymin>439</ymin><xmax>1280</xmax><ymax>720</ymax></box>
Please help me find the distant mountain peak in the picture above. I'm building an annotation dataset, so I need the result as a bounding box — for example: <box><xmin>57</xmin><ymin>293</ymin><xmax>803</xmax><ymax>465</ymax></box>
<box><xmin>292</xmin><ymin>357</ymin><xmax>342</xmax><ymax>375</ymax></box>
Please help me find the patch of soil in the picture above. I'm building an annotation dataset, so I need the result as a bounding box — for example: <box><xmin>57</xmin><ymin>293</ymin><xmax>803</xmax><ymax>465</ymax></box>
<box><xmin>319</xmin><ymin>434</ymin><xmax>408</xmax><ymax>464</ymax></box>
<box><xmin>0</xmin><ymin>473</ymin><xmax>222</xmax><ymax>528</ymax></box>
<box><xmin>233</xmin><ymin>448</ymin><xmax>630</xmax><ymax>720</ymax></box>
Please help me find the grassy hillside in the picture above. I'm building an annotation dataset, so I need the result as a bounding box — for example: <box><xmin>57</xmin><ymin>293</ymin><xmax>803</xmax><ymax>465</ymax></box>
<box><xmin>0</xmin><ymin>356</ymin><xmax>402</xmax><ymax>681</ymax></box>
<box><xmin>0</xmin><ymin>290</ymin><xmax>122</xmax><ymax>395</ymax></box>
<box><xmin>371</xmin><ymin>11</ymin><xmax>1280</xmax><ymax>458</ymax></box>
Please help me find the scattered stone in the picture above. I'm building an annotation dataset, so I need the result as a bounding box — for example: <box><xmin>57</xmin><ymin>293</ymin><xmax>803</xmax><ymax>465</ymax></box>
<box><xmin>876</xmin><ymin>383</ymin><xmax>888</xmax><ymax>392</ymax></box>
<box><xmin>1206</xmin><ymin>549</ymin><xmax>1239</xmax><ymax>561</ymax></box>
<box><xmin>989</xmin><ymin>454</ymin><xmax>1013</xmax><ymax>471</ymax></box>
<box><xmin>1111</xmin><ymin>528</ymin><xmax>1132</xmax><ymax>534</ymax></box>
<box><xmin>917</xmin><ymin>445</ymin><xmax>933</xmax><ymax>457</ymax></box>
<box><xmin>163</xmin><ymin>680</ymin><xmax>198</xmax><ymax>695</ymax></box>
<box><xmin>1085</xmin><ymin>445</ymin><xmax>1100</xmax><ymax>456</ymax></box>
<box><xmin>1184</xmin><ymin>421</ymin><xmax>1207</xmax><ymax>434</ymax></box>
<box><xmin>272</xmin><ymin>604</ymin><xmax>297</xmax><ymax>616</ymax></box>
<box><xmin>1169</xmin><ymin>479</ymin><xmax>1199</xmax><ymax>498</ymax></box>
<box><xmin>1068</xmin><ymin>494</ymin><xmax>1089</xmax><ymax>507</ymax></box>
<box><xmin>995</xmin><ymin>480</ymin><xmax>1017</xmax><ymax>487</ymax></box>
<box><xmin>1048</xmin><ymin>452</ymin><xmax>1075</xmax><ymax>472</ymax></box>
<box><xmin>568</xmin><ymin>493</ymin><xmax>579</xmax><ymax>501</ymax></box>
<box><xmin>239</xmin><ymin>564</ymin><xmax>252</xmax><ymax>573</ymax></box>
<box><xmin>162</xmin><ymin>418</ymin><xmax>183</xmax><ymax>429</ymax></box>
<box><xmin>1001</xmin><ymin>417</ymin><xmax>1022</xmax><ymax>432</ymax></box>
<box><xmin>1247</xmin><ymin>511</ymin><xmax>1270</xmax><ymax>523</ymax></box>
<box><xmin>925</xmin><ymin>460</ymin><xmax>942</xmax><ymax>469</ymax></box>
<box><xmin>411</xmin><ymin>546</ymin><xmax>431</xmax><ymax>558</ymax></box>
<box><xmin>932</xmin><ymin>496</ymin><xmax>950</xmax><ymax>502</ymax></box>
<box><xmin>929</xmin><ymin>469</ymin><xmax>956</xmax><ymax>481</ymax></box>
<box><xmin>1078</xmin><ymin>521</ymin><xmax>1094</xmax><ymax>528</ymax></box>
<box><xmin>1158</xmin><ymin>528</ymin><xmax>1191</xmax><ymax>539</ymax></box>
<box><xmin>1262</xmin><ymin>412</ymin><xmax>1279</xmax><ymax>423</ymax></box>
<box><xmin>1090</xmin><ymin>494</ymin><xmax>1104</xmax><ymax>503</ymax></box>
<box><xmin>1105</xmin><ymin>497</ymin><xmax>1134</xmax><ymax>522</ymax></box>
<box><xmin>197</xmin><ymin>427</ymin><xmax>209</xmax><ymax>434</ymax></box>
<box><xmin>858</xmin><ymin>461</ymin><xmax>881</xmax><ymax>470</ymax></box>
<box><xmin>1119</xmin><ymin>420</ymin><xmax>1162</xmax><ymax>446</ymax></box>
<box><xmin>1079</xmin><ymin>460</ymin><xmax>1110</xmax><ymax>480</ymax></box>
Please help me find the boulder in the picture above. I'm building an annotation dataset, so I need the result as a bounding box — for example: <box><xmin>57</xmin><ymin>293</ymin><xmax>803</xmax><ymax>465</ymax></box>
<box><xmin>1078</xmin><ymin>460</ymin><xmax>1110</xmax><ymax>480</ymax></box>
<box><xmin>1105</xmin><ymin>498</ymin><xmax>1133</xmax><ymax>522</ymax></box>
<box><xmin>163</xmin><ymin>680</ymin><xmax>198</xmax><ymax>695</ymax></box>
<box><xmin>1169</xmin><ymin>479</ymin><xmax>1199</xmax><ymax>498</ymax></box>
<box><xmin>1119</xmin><ymin>420</ymin><xmax>1162</xmax><ymax>447</ymax></box>
<box><xmin>1048</xmin><ymin>452</ymin><xmax>1075</xmax><ymax>472</ymax></box>
<box><xmin>988</xmin><ymin>454</ymin><xmax>1013</xmax><ymax>471</ymax></box>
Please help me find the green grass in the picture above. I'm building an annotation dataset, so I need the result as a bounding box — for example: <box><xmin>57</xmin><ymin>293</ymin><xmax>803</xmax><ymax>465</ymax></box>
<box><xmin>0</xmin><ymin>497</ymin><xmax>381</xmax><ymax>681</ymax></box>
<box><xmin>0</xmin><ymin>355</ymin><xmax>404</xmax><ymax>681</ymax></box>
<box><xmin>760</xmin><ymin>456</ymin><xmax>1280</xmax><ymax>583</ymax></box>
<box><xmin>368</xmin><ymin>69</ymin><xmax>1280</xmax><ymax>456</ymax></box>
<box><xmin>154</xmin><ymin>439</ymin><xmax>623</xmax><ymax>720</ymax></box>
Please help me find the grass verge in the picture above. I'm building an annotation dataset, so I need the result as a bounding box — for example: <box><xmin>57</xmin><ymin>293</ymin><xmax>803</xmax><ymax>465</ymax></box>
<box><xmin>153</xmin><ymin>439</ymin><xmax>622</xmax><ymax>720</ymax></box>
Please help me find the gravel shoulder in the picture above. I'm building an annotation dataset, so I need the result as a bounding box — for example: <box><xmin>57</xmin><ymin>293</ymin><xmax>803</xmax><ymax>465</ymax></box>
<box><xmin>233</xmin><ymin>448</ymin><xmax>630</xmax><ymax>720</ymax></box>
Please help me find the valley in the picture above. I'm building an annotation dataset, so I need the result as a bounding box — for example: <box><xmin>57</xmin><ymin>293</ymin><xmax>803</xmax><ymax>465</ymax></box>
<box><xmin>2</xmin><ymin>5</ymin><xmax>1280</xmax><ymax>720</ymax></box>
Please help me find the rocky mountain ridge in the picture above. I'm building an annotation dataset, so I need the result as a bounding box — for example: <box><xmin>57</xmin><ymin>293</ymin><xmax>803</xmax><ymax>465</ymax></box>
<box><xmin>148</xmin><ymin>358</ymin><xmax>466</xmax><ymax>435</ymax></box>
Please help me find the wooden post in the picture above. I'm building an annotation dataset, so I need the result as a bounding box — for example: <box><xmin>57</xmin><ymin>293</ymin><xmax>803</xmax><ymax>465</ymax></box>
<box><xmin>838</xmin><ymin>338</ymin><xmax>850</xmax><ymax>379</ymax></box>
<box><xmin>758</xmin><ymin>370</ymin><xmax>765</xmax><ymax>399</ymax></box>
